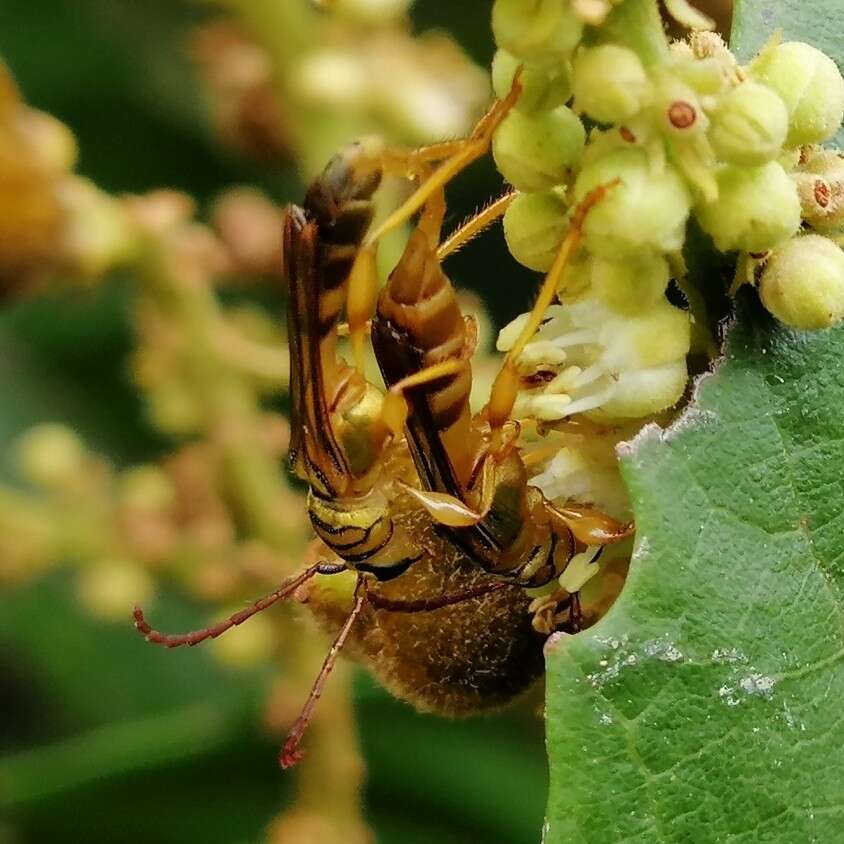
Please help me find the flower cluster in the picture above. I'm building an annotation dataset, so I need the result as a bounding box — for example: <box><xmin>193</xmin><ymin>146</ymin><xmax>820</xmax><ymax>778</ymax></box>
<box><xmin>490</xmin><ymin>1</ymin><xmax>844</xmax><ymax>436</ymax></box>
<box><xmin>0</xmin><ymin>64</ymin><xmax>135</xmax><ymax>298</ymax></box>
<box><xmin>197</xmin><ymin>0</ymin><xmax>489</xmax><ymax>175</ymax></box>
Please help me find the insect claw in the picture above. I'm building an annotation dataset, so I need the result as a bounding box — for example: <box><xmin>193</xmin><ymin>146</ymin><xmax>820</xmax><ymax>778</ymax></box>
<box><xmin>553</xmin><ymin>504</ymin><xmax>634</xmax><ymax>546</ymax></box>
<box><xmin>398</xmin><ymin>482</ymin><xmax>486</xmax><ymax>527</ymax></box>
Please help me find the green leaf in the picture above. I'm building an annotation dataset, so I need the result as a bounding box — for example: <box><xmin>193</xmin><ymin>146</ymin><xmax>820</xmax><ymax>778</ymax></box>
<box><xmin>544</xmin><ymin>4</ymin><xmax>844</xmax><ymax>841</ymax></box>
<box><xmin>545</xmin><ymin>303</ymin><xmax>844</xmax><ymax>841</ymax></box>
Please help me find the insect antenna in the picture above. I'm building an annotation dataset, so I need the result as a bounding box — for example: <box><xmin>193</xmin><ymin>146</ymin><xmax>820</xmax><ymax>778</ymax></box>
<box><xmin>279</xmin><ymin>573</ymin><xmax>367</xmax><ymax>769</ymax></box>
<box><xmin>133</xmin><ymin>561</ymin><xmax>346</xmax><ymax>649</ymax></box>
<box><xmin>437</xmin><ymin>190</ymin><xmax>517</xmax><ymax>261</ymax></box>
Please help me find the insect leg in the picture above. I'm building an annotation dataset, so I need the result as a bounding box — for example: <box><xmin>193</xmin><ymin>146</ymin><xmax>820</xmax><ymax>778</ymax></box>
<box><xmin>437</xmin><ymin>190</ymin><xmax>517</xmax><ymax>261</ymax></box>
<box><xmin>486</xmin><ymin>182</ymin><xmax>619</xmax><ymax>445</ymax></box>
<box><xmin>567</xmin><ymin>592</ymin><xmax>583</xmax><ymax>633</ymax></box>
<box><xmin>133</xmin><ymin>562</ymin><xmax>346</xmax><ymax>649</ymax></box>
<box><xmin>365</xmin><ymin>81</ymin><xmax>522</xmax><ymax>249</ymax></box>
<box><xmin>346</xmin><ymin>175</ymin><xmax>446</xmax><ymax>374</ymax></box>
<box><xmin>344</xmin><ymin>216</ymin><xmax>383</xmax><ymax>375</ymax></box>
<box><xmin>345</xmin><ymin>79</ymin><xmax>522</xmax><ymax>373</ymax></box>
<box><xmin>279</xmin><ymin>573</ymin><xmax>367</xmax><ymax>769</ymax></box>
<box><xmin>376</xmin><ymin>357</ymin><xmax>467</xmax><ymax>443</ymax></box>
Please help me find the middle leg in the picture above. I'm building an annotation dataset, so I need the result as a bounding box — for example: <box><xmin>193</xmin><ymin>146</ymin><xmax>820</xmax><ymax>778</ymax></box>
<box><xmin>346</xmin><ymin>77</ymin><xmax>523</xmax><ymax>374</ymax></box>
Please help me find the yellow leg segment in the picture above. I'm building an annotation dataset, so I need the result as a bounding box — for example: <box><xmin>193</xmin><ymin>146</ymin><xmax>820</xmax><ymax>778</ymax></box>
<box><xmin>345</xmin><ymin>80</ymin><xmax>522</xmax><ymax>375</ymax></box>
<box><xmin>346</xmin><ymin>244</ymin><xmax>379</xmax><ymax>374</ymax></box>
<box><xmin>364</xmin><ymin>84</ymin><xmax>521</xmax><ymax>250</ymax></box>
<box><xmin>377</xmin><ymin>357</ymin><xmax>467</xmax><ymax>441</ymax></box>
<box><xmin>437</xmin><ymin>191</ymin><xmax>517</xmax><ymax>261</ymax></box>
<box><xmin>486</xmin><ymin>182</ymin><xmax>619</xmax><ymax>443</ymax></box>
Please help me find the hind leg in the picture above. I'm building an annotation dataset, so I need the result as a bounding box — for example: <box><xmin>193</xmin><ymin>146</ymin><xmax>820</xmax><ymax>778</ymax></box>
<box><xmin>346</xmin><ymin>78</ymin><xmax>522</xmax><ymax>373</ymax></box>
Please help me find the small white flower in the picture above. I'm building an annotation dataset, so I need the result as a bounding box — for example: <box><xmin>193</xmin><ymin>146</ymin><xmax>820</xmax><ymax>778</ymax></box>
<box><xmin>497</xmin><ymin>291</ymin><xmax>690</xmax><ymax>423</ymax></box>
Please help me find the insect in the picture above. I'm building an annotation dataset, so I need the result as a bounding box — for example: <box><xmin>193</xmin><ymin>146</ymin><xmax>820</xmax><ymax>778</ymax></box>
<box><xmin>133</xmin><ymin>78</ymin><xmax>632</xmax><ymax>768</ymax></box>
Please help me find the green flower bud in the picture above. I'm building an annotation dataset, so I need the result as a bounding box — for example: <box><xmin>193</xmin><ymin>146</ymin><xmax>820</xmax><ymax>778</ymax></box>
<box><xmin>120</xmin><ymin>466</ymin><xmax>176</xmax><ymax>513</ymax></box>
<box><xmin>750</xmin><ymin>41</ymin><xmax>844</xmax><ymax>147</ymax></box>
<box><xmin>589</xmin><ymin>253</ymin><xmax>670</xmax><ymax>312</ymax></box>
<box><xmin>492</xmin><ymin>0</ymin><xmax>584</xmax><ymax>65</ymax></box>
<box><xmin>503</xmin><ymin>190</ymin><xmax>568</xmax><ymax>271</ymax></box>
<box><xmin>493</xmin><ymin>106</ymin><xmax>585</xmax><ymax>192</ymax></box>
<box><xmin>602</xmin><ymin>298</ymin><xmax>691</xmax><ymax>370</ymax></box>
<box><xmin>671</xmin><ymin>52</ymin><xmax>729</xmax><ymax>97</ymax></box>
<box><xmin>579</xmin><ymin>126</ymin><xmax>630</xmax><ymax>168</ymax></box>
<box><xmin>577</xmin><ymin>297</ymin><xmax>690</xmax><ymax>424</ymax></box>
<box><xmin>492</xmin><ymin>50</ymin><xmax>571</xmax><ymax>114</ymax></box>
<box><xmin>573</xmin><ymin>148</ymin><xmax>692</xmax><ymax>258</ymax></box>
<box><xmin>148</xmin><ymin>383</ymin><xmax>203</xmax><ymax>435</ymax></box>
<box><xmin>695</xmin><ymin>162</ymin><xmax>801</xmax><ymax>253</ymax></box>
<box><xmin>759</xmin><ymin>235</ymin><xmax>844</xmax><ymax>330</ymax></box>
<box><xmin>332</xmin><ymin>0</ymin><xmax>412</xmax><ymax>22</ymax></box>
<box><xmin>296</xmin><ymin>50</ymin><xmax>368</xmax><ymax>109</ymax></box>
<box><xmin>572</xmin><ymin>45</ymin><xmax>650</xmax><ymax>124</ymax></box>
<box><xmin>709</xmin><ymin>81</ymin><xmax>788</xmax><ymax>166</ymax></box>
<box><xmin>58</xmin><ymin>177</ymin><xmax>137</xmax><ymax>280</ymax></box>
<box><xmin>211</xmin><ymin>609</ymin><xmax>277</xmax><ymax>668</ymax></box>
<box><xmin>23</xmin><ymin>110</ymin><xmax>78</xmax><ymax>173</ymax></box>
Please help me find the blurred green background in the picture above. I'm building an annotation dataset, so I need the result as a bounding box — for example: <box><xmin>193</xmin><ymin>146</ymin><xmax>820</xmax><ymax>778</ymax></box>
<box><xmin>0</xmin><ymin>2</ymin><xmax>547</xmax><ymax>843</ymax></box>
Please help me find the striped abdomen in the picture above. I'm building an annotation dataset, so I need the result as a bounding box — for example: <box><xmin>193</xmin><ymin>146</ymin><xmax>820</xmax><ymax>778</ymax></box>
<box><xmin>371</xmin><ymin>227</ymin><xmax>557</xmax><ymax>588</ymax></box>
<box><xmin>372</xmin><ymin>228</ymin><xmax>478</xmax><ymax>487</ymax></box>
<box><xmin>285</xmin><ymin>143</ymin><xmax>383</xmax><ymax>496</ymax></box>
<box><xmin>302</xmin><ymin>146</ymin><xmax>382</xmax><ymax>339</ymax></box>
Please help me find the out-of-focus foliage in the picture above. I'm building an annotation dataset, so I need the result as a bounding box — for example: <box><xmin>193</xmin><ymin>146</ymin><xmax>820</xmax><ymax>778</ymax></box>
<box><xmin>0</xmin><ymin>2</ymin><xmax>546</xmax><ymax>842</ymax></box>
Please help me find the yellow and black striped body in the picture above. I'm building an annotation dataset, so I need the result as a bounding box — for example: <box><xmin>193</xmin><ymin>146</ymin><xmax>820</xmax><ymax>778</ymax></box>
<box><xmin>306</xmin><ymin>488</ymin><xmax>415</xmax><ymax>579</ymax></box>
<box><xmin>373</xmin><ymin>227</ymin><xmax>479</xmax><ymax>489</ymax></box>
<box><xmin>284</xmin><ymin>143</ymin><xmax>416</xmax><ymax>579</ymax></box>
<box><xmin>372</xmin><ymin>228</ymin><xmax>570</xmax><ymax>589</ymax></box>
<box><xmin>284</xmin><ymin>142</ymin><xmax>382</xmax><ymax>498</ymax></box>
